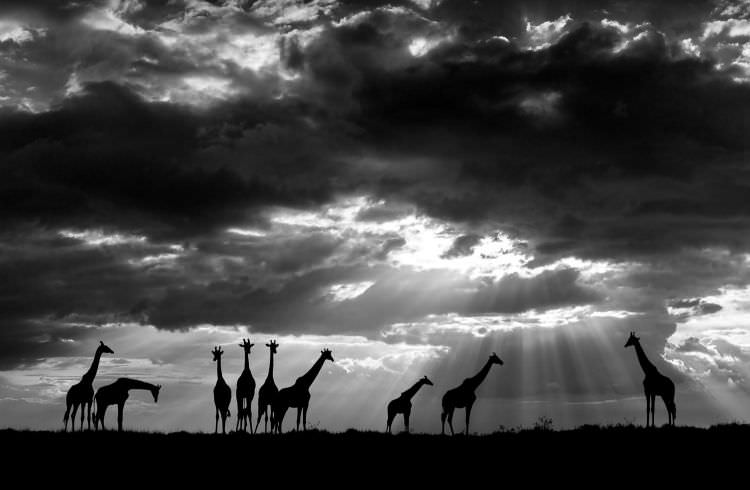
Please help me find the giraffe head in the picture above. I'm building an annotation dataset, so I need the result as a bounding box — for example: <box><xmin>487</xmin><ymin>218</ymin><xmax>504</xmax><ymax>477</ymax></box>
<box><xmin>239</xmin><ymin>338</ymin><xmax>254</xmax><ymax>354</ymax></box>
<box><xmin>490</xmin><ymin>352</ymin><xmax>504</xmax><ymax>365</ymax></box>
<box><xmin>422</xmin><ymin>375</ymin><xmax>434</xmax><ymax>386</ymax></box>
<box><xmin>321</xmin><ymin>348</ymin><xmax>334</xmax><ymax>362</ymax></box>
<box><xmin>152</xmin><ymin>384</ymin><xmax>162</xmax><ymax>403</ymax></box>
<box><xmin>624</xmin><ymin>332</ymin><xmax>640</xmax><ymax>348</ymax></box>
<box><xmin>98</xmin><ymin>341</ymin><xmax>114</xmax><ymax>355</ymax></box>
<box><xmin>212</xmin><ymin>346</ymin><xmax>224</xmax><ymax>362</ymax></box>
<box><xmin>267</xmin><ymin>340</ymin><xmax>279</xmax><ymax>354</ymax></box>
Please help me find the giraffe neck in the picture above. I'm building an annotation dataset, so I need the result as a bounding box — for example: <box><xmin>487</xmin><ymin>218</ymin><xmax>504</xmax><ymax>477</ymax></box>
<box><xmin>401</xmin><ymin>379</ymin><xmax>426</xmax><ymax>400</ymax></box>
<box><xmin>243</xmin><ymin>349</ymin><xmax>250</xmax><ymax>373</ymax></box>
<box><xmin>216</xmin><ymin>357</ymin><xmax>224</xmax><ymax>381</ymax></box>
<box><xmin>265</xmin><ymin>350</ymin><xmax>275</xmax><ymax>381</ymax></box>
<box><xmin>634</xmin><ymin>341</ymin><xmax>657</xmax><ymax>375</ymax></box>
<box><xmin>467</xmin><ymin>359</ymin><xmax>493</xmax><ymax>391</ymax></box>
<box><xmin>297</xmin><ymin>355</ymin><xmax>325</xmax><ymax>389</ymax></box>
<box><xmin>82</xmin><ymin>348</ymin><xmax>103</xmax><ymax>384</ymax></box>
<box><xmin>118</xmin><ymin>378</ymin><xmax>158</xmax><ymax>393</ymax></box>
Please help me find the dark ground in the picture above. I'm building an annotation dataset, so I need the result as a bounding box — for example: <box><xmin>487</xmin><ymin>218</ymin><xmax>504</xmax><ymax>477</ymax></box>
<box><xmin>2</xmin><ymin>425</ymin><xmax>745</xmax><ymax>484</ymax></box>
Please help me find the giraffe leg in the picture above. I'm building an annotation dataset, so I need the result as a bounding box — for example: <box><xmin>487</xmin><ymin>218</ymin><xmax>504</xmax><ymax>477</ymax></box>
<box><xmin>651</xmin><ymin>395</ymin><xmax>656</xmax><ymax>427</ymax></box>
<box><xmin>447</xmin><ymin>409</ymin><xmax>455</xmax><ymax>436</ymax></box>
<box><xmin>222</xmin><ymin>411</ymin><xmax>227</xmax><ymax>434</ymax></box>
<box><xmin>302</xmin><ymin>406</ymin><xmax>308</xmax><ymax>431</ymax></box>
<box><xmin>645</xmin><ymin>394</ymin><xmax>650</xmax><ymax>427</ymax></box>
<box><xmin>71</xmin><ymin>403</ymin><xmax>79</xmax><ymax>432</ymax></box>
<box><xmin>236</xmin><ymin>399</ymin><xmax>242</xmax><ymax>432</ymax></box>
<box><xmin>80</xmin><ymin>401</ymin><xmax>85</xmax><ymax>429</ymax></box>
<box><xmin>99</xmin><ymin>405</ymin><xmax>108</xmax><ymax>430</ymax></box>
<box><xmin>404</xmin><ymin>409</ymin><xmax>411</xmax><ymax>433</ymax></box>
<box><xmin>296</xmin><ymin>407</ymin><xmax>301</xmax><ymax>431</ymax></box>
<box><xmin>117</xmin><ymin>403</ymin><xmax>124</xmax><ymax>432</ymax></box>
<box><xmin>63</xmin><ymin>401</ymin><xmax>71</xmax><ymax>431</ymax></box>
<box><xmin>215</xmin><ymin>408</ymin><xmax>219</xmax><ymax>434</ymax></box>
<box><xmin>86</xmin><ymin>402</ymin><xmax>92</xmax><ymax>431</ymax></box>
<box><xmin>254</xmin><ymin>405</ymin><xmax>263</xmax><ymax>434</ymax></box>
<box><xmin>465</xmin><ymin>404</ymin><xmax>473</xmax><ymax>436</ymax></box>
<box><xmin>251</xmin><ymin>400</ymin><xmax>253</xmax><ymax>434</ymax></box>
<box><xmin>387</xmin><ymin>411</ymin><xmax>395</xmax><ymax>433</ymax></box>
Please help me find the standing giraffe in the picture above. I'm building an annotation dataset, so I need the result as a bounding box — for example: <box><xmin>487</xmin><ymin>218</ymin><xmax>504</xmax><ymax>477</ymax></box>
<box><xmin>625</xmin><ymin>332</ymin><xmax>676</xmax><ymax>427</ymax></box>
<box><xmin>92</xmin><ymin>378</ymin><xmax>161</xmax><ymax>431</ymax></box>
<box><xmin>441</xmin><ymin>352</ymin><xmax>503</xmax><ymax>435</ymax></box>
<box><xmin>271</xmin><ymin>348</ymin><xmax>334</xmax><ymax>433</ymax></box>
<box><xmin>212</xmin><ymin>346</ymin><xmax>232</xmax><ymax>434</ymax></box>
<box><xmin>254</xmin><ymin>340</ymin><xmax>279</xmax><ymax>433</ymax></box>
<box><xmin>63</xmin><ymin>341</ymin><xmax>114</xmax><ymax>431</ymax></box>
<box><xmin>235</xmin><ymin>339</ymin><xmax>256</xmax><ymax>433</ymax></box>
<box><xmin>386</xmin><ymin>375</ymin><xmax>433</xmax><ymax>434</ymax></box>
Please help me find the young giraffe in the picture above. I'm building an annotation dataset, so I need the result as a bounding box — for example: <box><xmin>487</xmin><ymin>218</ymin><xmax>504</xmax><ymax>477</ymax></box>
<box><xmin>235</xmin><ymin>339</ymin><xmax>256</xmax><ymax>433</ymax></box>
<box><xmin>254</xmin><ymin>340</ymin><xmax>279</xmax><ymax>434</ymax></box>
<box><xmin>625</xmin><ymin>332</ymin><xmax>676</xmax><ymax>427</ymax></box>
<box><xmin>212</xmin><ymin>346</ymin><xmax>232</xmax><ymax>434</ymax></box>
<box><xmin>93</xmin><ymin>378</ymin><xmax>161</xmax><ymax>431</ymax></box>
<box><xmin>63</xmin><ymin>341</ymin><xmax>114</xmax><ymax>431</ymax></box>
<box><xmin>271</xmin><ymin>349</ymin><xmax>334</xmax><ymax>433</ymax></box>
<box><xmin>386</xmin><ymin>375</ymin><xmax>433</xmax><ymax>433</ymax></box>
<box><xmin>441</xmin><ymin>353</ymin><xmax>503</xmax><ymax>435</ymax></box>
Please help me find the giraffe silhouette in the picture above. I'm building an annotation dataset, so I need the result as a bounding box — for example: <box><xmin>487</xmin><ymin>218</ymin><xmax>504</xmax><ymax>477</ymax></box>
<box><xmin>235</xmin><ymin>338</ymin><xmax>256</xmax><ymax>433</ymax></box>
<box><xmin>254</xmin><ymin>340</ymin><xmax>279</xmax><ymax>433</ymax></box>
<box><xmin>92</xmin><ymin>378</ymin><xmax>161</xmax><ymax>431</ymax></box>
<box><xmin>625</xmin><ymin>332</ymin><xmax>676</xmax><ymax>427</ymax></box>
<box><xmin>63</xmin><ymin>341</ymin><xmax>113</xmax><ymax>431</ymax></box>
<box><xmin>386</xmin><ymin>375</ymin><xmax>433</xmax><ymax>434</ymax></box>
<box><xmin>271</xmin><ymin>348</ymin><xmax>334</xmax><ymax>433</ymax></box>
<box><xmin>212</xmin><ymin>346</ymin><xmax>232</xmax><ymax>434</ymax></box>
<box><xmin>441</xmin><ymin>352</ymin><xmax>503</xmax><ymax>435</ymax></box>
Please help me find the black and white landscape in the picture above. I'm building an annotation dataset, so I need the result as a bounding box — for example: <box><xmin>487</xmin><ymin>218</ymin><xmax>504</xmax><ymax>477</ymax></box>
<box><xmin>1</xmin><ymin>0</ymin><xmax>750</xmax><ymax>436</ymax></box>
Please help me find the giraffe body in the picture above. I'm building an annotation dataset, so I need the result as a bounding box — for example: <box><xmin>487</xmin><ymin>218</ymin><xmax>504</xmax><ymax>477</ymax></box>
<box><xmin>212</xmin><ymin>346</ymin><xmax>232</xmax><ymax>434</ymax></box>
<box><xmin>625</xmin><ymin>332</ymin><xmax>677</xmax><ymax>427</ymax></box>
<box><xmin>62</xmin><ymin>341</ymin><xmax>113</xmax><ymax>431</ymax></box>
<box><xmin>93</xmin><ymin>378</ymin><xmax>160</xmax><ymax>431</ymax></box>
<box><xmin>255</xmin><ymin>340</ymin><xmax>279</xmax><ymax>433</ymax></box>
<box><xmin>441</xmin><ymin>353</ymin><xmax>503</xmax><ymax>435</ymax></box>
<box><xmin>386</xmin><ymin>376</ymin><xmax>433</xmax><ymax>433</ymax></box>
<box><xmin>235</xmin><ymin>339</ymin><xmax>256</xmax><ymax>433</ymax></box>
<box><xmin>271</xmin><ymin>349</ymin><xmax>333</xmax><ymax>433</ymax></box>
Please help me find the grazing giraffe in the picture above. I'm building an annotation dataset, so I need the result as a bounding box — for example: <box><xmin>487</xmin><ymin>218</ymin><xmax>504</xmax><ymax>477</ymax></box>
<box><xmin>93</xmin><ymin>378</ymin><xmax>161</xmax><ymax>431</ymax></box>
<box><xmin>386</xmin><ymin>375</ymin><xmax>433</xmax><ymax>433</ymax></box>
<box><xmin>625</xmin><ymin>332</ymin><xmax>676</xmax><ymax>427</ymax></box>
<box><xmin>271</xmin><ymin>349</ymin><xmax>334</xmax><ymax>433</ymax></box>
<box><xmin>254</xmin><ymin>340</ymin><xmax>279</xmax><ymax>433</ymax></box>
<box><xmin>441</xmin><ymin>353</ymin><xmax>503</xmax><ymax>435</ymax></box>
<box><xmin>63</xmin><ymin>341</ymin><xmax>113</xmax><ymax>431</ymax></box>
<box><xmin>235</xmin><ymin>338</ymin><xmax>256</xmax><ymax>433</ymax></box>
<box><xmin>212</xmin><ymin>346</ymin><xmax>232</xmax><ymax>434</ymax></box>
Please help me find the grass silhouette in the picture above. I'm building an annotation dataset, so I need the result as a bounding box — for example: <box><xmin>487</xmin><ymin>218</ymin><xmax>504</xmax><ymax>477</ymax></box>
<box><xmin>2</xmin><ymin>423</ymin><xmax>747</xmax><ymax>483</ymax></box>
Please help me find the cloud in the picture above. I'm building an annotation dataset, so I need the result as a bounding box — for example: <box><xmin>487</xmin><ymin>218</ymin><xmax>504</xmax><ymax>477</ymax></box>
<box><xmin>3</xmin><ymin>0</ymin><xmax>750</xmax><ymax>430</ymax></box>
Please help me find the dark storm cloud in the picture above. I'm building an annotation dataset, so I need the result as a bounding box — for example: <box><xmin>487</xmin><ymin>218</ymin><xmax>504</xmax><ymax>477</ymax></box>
<box><xmin>2</xmin><ymin>0</ymin><xmax>750</xmax><ymax>380</ymax></box>
<box><xmin>142</xmin><ymin>266</ymin><xmax>600</xmax><ymax>332</ymax></box>
<box><xmin>441</xmin><ymin>234</ymin><xmax>481</xmax><ymax>258</ymax></box>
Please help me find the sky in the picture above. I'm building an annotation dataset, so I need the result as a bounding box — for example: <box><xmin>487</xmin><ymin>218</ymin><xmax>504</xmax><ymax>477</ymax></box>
<box><xmin>1</xmin><ymin>0</ymin><xmax>750</xmax><ymax>433</ymax></box>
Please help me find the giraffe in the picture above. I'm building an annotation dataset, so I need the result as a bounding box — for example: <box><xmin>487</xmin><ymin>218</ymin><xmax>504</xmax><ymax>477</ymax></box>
<box><xmin>63</xmin><ymin>341</ymin><xmax>114</xmax><ymax>432</ymax></box>
<box><xmin>254</xmin><ymin>340</ymin><xmax>279</xmax><ymax>433</ymax></box>
<box><xmin>441</xmin><ymin>352</ymin><xmax>503</xmax><ymax>435</ymax></box>
<box><xmin>625</xmin><ymin>332</ymin><xmax>676</xmax><ymax>427</ymax></box>
<box><xmin>271</xmin><ymin>348</ymin><xmax>334</xmax><ymax>433</ymax></box>
<box><xmin>92</xmin><ymin>378</ymin><xmax>161</xmax><ymax>431</ymax></box>
<box><xmin>212</xmin><ymin>346</ymin><xmax>232</xmax><ymax>434</ymax></box>
<box><xmin>235</xmin><ymin>338</ymin><xmax>256</xmax><ymax>433</ymax></box>
<box><xmin>386</xmin><ymin>375</ymin><xmax>433</xmax><ymax>434</ymax></box>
